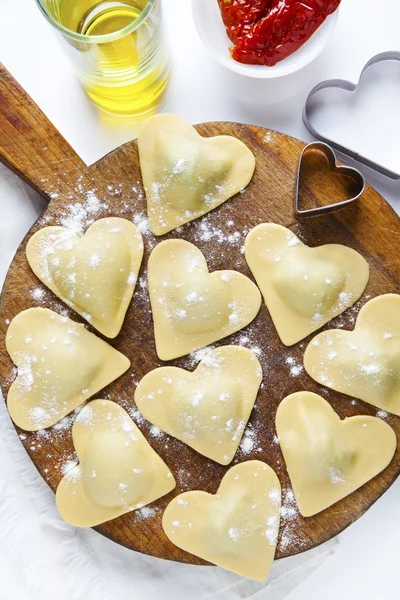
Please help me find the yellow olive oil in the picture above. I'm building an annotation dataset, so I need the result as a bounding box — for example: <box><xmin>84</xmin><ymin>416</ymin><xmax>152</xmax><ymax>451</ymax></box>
<box><xmin>47</xmin><ymin>0</ymin><xmax>169</xmax><ymax>116</ymax></box>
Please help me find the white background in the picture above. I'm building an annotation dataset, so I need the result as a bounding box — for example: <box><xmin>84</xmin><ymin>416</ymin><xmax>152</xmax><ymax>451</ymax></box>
<box><xmin>0</xmin><ymin>0</ymin><xmax>399</xmax><ymax>598</ymax></box>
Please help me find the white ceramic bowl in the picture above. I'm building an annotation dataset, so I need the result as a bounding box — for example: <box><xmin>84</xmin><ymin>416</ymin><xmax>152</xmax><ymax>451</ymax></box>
<box><xmin>192</xmin><ymin>0</ymin><xmax>339</xmax><ymax>79</ymax></box>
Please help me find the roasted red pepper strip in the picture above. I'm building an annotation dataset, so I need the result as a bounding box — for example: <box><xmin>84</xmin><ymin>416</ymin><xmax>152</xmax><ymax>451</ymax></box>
<box><xmin>217</xmin><ymin>0</ymin><xmax>273</xmax><ymax>44</ymax></box>
<box><xmin>218</xmin><ymin>0</ymin><xmax>341</xmax><ymax>66</ymax></box>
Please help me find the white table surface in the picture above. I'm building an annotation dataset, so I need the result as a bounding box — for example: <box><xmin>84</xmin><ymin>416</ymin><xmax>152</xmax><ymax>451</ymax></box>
<box><xmin>0</xmin><ymin>0</ymin><xmax>399</xmax><ymax>598</ymax></box>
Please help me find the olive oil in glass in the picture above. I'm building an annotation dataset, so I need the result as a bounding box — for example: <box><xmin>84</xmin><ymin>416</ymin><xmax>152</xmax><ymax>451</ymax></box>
<box><xmin>36</xmin><ymin>0</ymin><xmax>170</xmax><ymax>116</ymax></box>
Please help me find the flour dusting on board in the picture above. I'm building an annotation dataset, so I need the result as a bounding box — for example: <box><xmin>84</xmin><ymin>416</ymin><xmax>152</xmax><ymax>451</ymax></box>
<box><xmin>239</xmin><ymin>425</ymin><xmax>258</xmax><ymax>456</ymax></box>
<box><xmin>135</xmin><ymin>505</ymin><xmax>158</xmax><ymax>520</ymax></box>
<box><xmin>194</xmin><ymin>217</ymin><xmax>247</xmax><ymax>247</ymax></box>
<box><xmin>133</xmin><ymin>213</ymin><xmax>152</xmax><ymax>238</ymax></box>
<box><xmin>59</xmin><ymin>191</ymin><xmax>108</xmax><ymax>234</ymax></box>
<box><xmin>285</xmin><ymin>356</ymin><xmax>303</xmax><ymax>377</ymax></box>
<box><xmin>279</xmin><ymin>489</ymin><xmax>305</xmax><ymax>551</ymax></box>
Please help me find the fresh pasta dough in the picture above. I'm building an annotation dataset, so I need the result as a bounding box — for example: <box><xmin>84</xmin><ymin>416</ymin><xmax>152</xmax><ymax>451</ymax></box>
<box><xmin>56</xmin><ymin>400</ymin><xmax>175</xmax><ymax>527</ymax></box>
<box><xmin>162</xmin><ymin>461</ymin><xmax>281</xmax><ymax>581</ymax></box>
<box><xmin>6</xmin><ymin>308</ymin><xmax>130</xmax><ymax>431</ymax></box>
<box><xmin>276</xmin><ymin>391</ymin><xmax>396</xmax><ymax>517</ymax></box>
<box><xmin>26</xmin><ymin>218</ymin><xmax>144</xmax><ymax>338</ymax></box>
<box><xmin>304</xmin><ymin>294</ymin><xmax>400</xmax><ymax>415</ymax></box>
<box><xmin>138</xmin><ymin>114</ymin><xmax>256</xmax><ymax>235</ymax></box>
<box><xmin>244</xmin><ymin>223</ymin><xmax>369</xmax><ymax>345</ymax></box>
<box><xmin>148</xmin><ymin>240</ymin><xmax>261</xmax><ymax>360</ymax></box>
<box><xmin>135</xmin><ymin>346</ymin><xmax>262</xmax><ymax>465</ymax></box>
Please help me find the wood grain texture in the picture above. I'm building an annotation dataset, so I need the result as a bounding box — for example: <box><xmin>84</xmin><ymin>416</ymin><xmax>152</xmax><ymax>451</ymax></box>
<box><xmin>0</xmin><ymin>64</ymin><xmax>399</xmax><ymax>565</ymax></box>
<box><xmin>0</xmin><ymin>62</ymin><xmax>84</xmax><ymax>198</ymax></box>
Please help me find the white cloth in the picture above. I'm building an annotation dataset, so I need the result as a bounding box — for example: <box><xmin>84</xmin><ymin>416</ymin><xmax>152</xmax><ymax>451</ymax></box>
<box><xmin>0</xmin><ymin>165</ymin><xmax>336</xmax><ymax>599</ymax></box>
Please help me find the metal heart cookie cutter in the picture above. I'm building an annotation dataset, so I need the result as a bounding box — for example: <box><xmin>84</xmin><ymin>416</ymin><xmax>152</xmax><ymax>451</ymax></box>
<box><xmin>295</xmin><ymin>142</ymin><xmax>365</xmax><ymax>218</ymax></box>
<box><xmin>303</xmin><ymin>51</ymin><xmax>400</xmax><ymax>180</ymax></box>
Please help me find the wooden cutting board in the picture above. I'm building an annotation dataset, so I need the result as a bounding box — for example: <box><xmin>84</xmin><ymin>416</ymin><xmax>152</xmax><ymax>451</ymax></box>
<box><xmin>0</xmin><ymin>63</ymin><xmax>399</xmax><ymax>565</ymax></box>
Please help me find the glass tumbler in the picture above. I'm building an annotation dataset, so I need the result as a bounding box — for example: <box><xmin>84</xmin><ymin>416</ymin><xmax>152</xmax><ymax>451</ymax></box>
<box><xmin>36</xmin><ymin>0</ymin><xmax>170</xmax><ymax>117</ymax></box>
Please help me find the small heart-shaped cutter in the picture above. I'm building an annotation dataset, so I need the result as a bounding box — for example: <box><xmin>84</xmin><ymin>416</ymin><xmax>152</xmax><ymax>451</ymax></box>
<box><xmin>295</xmin><ymin>142</ymin><xmax>365</xmax><ymax>218</ymax></box>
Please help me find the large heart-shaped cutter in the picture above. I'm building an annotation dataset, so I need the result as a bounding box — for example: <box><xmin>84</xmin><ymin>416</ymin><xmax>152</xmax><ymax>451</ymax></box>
<box><xmin>303</xmin><ymin>51</ymin><xmax>400</xmax><ymax>179</ymax></box>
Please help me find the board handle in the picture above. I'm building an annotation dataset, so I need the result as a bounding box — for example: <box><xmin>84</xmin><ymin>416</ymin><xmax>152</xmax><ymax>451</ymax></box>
<box><xmin>0</xmin><ymin>63</ymin><xmax>85</xmax><ymax>200</ymax></box>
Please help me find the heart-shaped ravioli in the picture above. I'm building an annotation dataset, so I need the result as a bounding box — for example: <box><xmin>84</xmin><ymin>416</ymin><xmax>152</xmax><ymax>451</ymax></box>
<box><xmin>56</xmin><ymin>400</ymin><xmax>175</xmax><ymax>527</ymax></box>
<box><xmin>135</xmin><ymin>346</ymin><xmax>262</xmax><ymax>465</ymax></box>
<box><xmin>138</xmin><ymin>114</ymin><xmax>256</xmax><ymax>235</ymax></box>
<box><xmin>26</xmin><ymin>218</ymin><xmax>144</xmax><ymax>338</ymax></box>
<box><xmin>162</xmin><ymin>461</ymin><xmax>281</xmax><ymax>581</ymax></box>
<box><xmin>276</xmin><ymin>392</ymin><xmax>396</xmax><ymax>517</ymax></box>
<box><xmin>244</xmin><ymin>224</ymin><xmax>369</xmax><ymax>345</ymax></box>
<box><xmin>6</xmin><ymin>308</ymin><xmax>130</xmax><ymax>431</ymax></box>
<box><xmin>148</xmin><ymin>240</ymin><xmax>261</xmax><ymax>360</ymax></box>
<box><xmin>304</xmin><ymin>294</ymin><xmax>400</xmax><ymax>415</ymax></box>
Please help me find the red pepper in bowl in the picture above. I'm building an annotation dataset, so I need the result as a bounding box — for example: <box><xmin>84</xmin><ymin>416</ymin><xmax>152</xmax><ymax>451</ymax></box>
<box><xmin>217</xmin><ymin>0</ymin><xmax>341</xmax><ymax>66</ymax></box>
